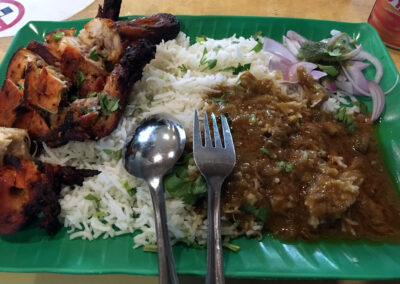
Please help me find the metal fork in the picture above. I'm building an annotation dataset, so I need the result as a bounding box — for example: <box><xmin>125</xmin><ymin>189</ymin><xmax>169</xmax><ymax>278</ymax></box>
<box><xmin>193</xmin><ymin>110</ymin><xmax>236</xmax><ymax>284</ymax></box>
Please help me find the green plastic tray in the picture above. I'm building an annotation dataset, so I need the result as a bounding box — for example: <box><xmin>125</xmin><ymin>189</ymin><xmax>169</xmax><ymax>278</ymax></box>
<box><xmin>0</xmin><ymin>15</ymin><xmax>399</xmax><ymax>279</ymax></box>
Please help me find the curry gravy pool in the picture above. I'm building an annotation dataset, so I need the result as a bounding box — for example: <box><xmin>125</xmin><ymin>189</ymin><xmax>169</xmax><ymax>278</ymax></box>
<box><xmin>205</xmin><ymin>70</ymin><xmax>400</xmax><ymax>241</ymax></box>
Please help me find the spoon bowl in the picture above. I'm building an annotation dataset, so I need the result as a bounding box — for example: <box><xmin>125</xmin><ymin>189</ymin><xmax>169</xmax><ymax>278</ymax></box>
<box><xmin>125</xmin><ymin>114</ymin><xmax>186</xmax><ymax>180</ymax></box>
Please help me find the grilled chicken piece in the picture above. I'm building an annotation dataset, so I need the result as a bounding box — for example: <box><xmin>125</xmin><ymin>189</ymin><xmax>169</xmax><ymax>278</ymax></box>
<box><xmin>78</xmin><ymin>18</ymin><xmax>123</xmax><ymax>64</ymax></box>
<box><xmin>116</xmin><ymin>13</ymin><xmax>180</xmax><ymax>46</ymax></box>
<box><xmin>0</xmin><ymin>79</ymin><xmax>23</xmax><ymax>127</ymax></box>
<box><xmin>27</xmin><ymin>40</ymin><xmax>61</xmax><ymax>66</ymax></box>
<box><xmin>0</xmin><ymin>2</ymin><xmax>180</xmax><ymax>147</ymax></box>
<box><xmin>61</xmin><ymin>44</ymin><xmax>108</xmax><ymax>98</ymax></box>
<box><xmin>14</xmin><ymin>108</ymin><xmax>51</xmax><ymax>139</ymax></box>
<box><xmin>25</xmin><ymin>63</ymin><xmax>69</xmax><ymax>113</ymax></box>
<box><xmin>45</xmin><ymin>39</ymin><xmax>156</xmax><ymax>146</ymax></box>
<box><xmin>5</xmin><ymin>48</ymin><xmax>40</xmax><ymax>85</ymax></box>
<box><xmin>0</xmin><ymin>155</ymin><xmax>99</xmax><ymax>235</ymax></box>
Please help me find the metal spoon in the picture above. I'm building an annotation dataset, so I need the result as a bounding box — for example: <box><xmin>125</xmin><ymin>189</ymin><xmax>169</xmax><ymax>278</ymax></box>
<box><xmin>124</xmin><ymin>114</ymin><xmax>185</xmax><ymax>284</ymax></box>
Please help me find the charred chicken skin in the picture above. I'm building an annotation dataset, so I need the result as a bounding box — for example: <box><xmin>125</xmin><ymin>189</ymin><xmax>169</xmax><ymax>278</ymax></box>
<box><xmin>0</xmin><ymin>4</ymin><xmax>180</xmax><ymax>147</ymax></box>
<box><xmin>0</xmin><ymin>155</ymin><xmax>99</xmax><ymax>235</ymax></box>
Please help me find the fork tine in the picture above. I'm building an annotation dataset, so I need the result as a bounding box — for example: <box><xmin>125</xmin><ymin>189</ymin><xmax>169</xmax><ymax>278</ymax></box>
<box><xmin>211</xmin><ymin>113</ymin><xmax>222</xmax><ymax>148</ymax></box>
<box><xmin>221</xmin><ymin>115</ymin><xmax>234</xmax><ymax>150</ymax></box>
<box><xmin>203</xmin><ymin>112</ymin><xmax>212</xmax><ymax>147</ymax></box>
<box><xmin>193</xmin><ymin>109</ymin><xmax>202</xmax><ymax>148</ymax></box>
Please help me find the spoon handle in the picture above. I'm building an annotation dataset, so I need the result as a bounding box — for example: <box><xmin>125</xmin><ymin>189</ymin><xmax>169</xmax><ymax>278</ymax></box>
<box><xmin>149</xmin><ymin>182</ymin><xmax>179</xmax><ymax>284</ymax></box>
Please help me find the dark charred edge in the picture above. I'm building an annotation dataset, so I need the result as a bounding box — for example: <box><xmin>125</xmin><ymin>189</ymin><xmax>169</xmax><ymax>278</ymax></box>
<box><xmin>27</xmin><ymin>41</ymin><xmax>59</xmax><ymax>66</ymax></box>
<box><xmin>3</xmin><ymin>155</ymin><xmax>21</xmax><ymax>168</ymax></box>
<box><xmin>34</xmin><ymin>159</ymin><xmax>45</xmax><ymax>173</ymax></box>
<box><xmin>56</xmin><ymin>166</ymin><xmax>100</xmax><ymax>187</ymax></box>
<box><xmin>97</xmin><ymin>0</ymin><xmax>122</xmax><ymax>21</ymax></box>
<box><xmin>116</xmin><ymin>13</ymin><xmax>180</xmax><ymax>45</ymax></box>
<box><xmin>42</xmin><ymin>110</ymin><xmax>85</xmax><ymax>147</ymax></box>
<box><xmin>117</xmin><ymin>39</ymin><xmax>156</xmax><ymax>91</ymax></box>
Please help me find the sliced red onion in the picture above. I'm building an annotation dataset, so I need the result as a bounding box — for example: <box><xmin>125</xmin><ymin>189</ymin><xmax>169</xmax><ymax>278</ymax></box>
<box><xmin>339</xmin><ymin>44</ymin><xmax>362</xmax><ymax>60</ymax></box>
<box><xmin>269</xmin><ymin>55</ymin><xmax>292</xmax><ymax>80</ymax></box>
<box><xmin>350</xmin><ymin>60</ymin><xmax>370</xmax><ymax>70</ymax></box>
<box><xmin>282</xmin><ymin>36</ymin><xmax>300</xmax><ymax>57</ymax></box>
<box><xmin>335</xmin><ymin>80</ymin><xmax>355</xmax><ymax>95</ymax></box>
<box><xmin>310</xmin><ymin>70</ymin><xmax>327</xmax><ymax>80</ymax></box>
<box><xmin>368</xmin><ymin>81</ymin><xmax>385</xmax><ymax>121</ymax></box>
<box><xmin>286</xmin><ymin>30</ymin><xmax>309</xmax><ymax>44</ymax></box>
<box><xmin>354</xmin><ymin>50</ymin><xmax>383</xmax><ymax>83</ymax></box>
<box><xmin>287</xmin><ymin>61</ymin><xmax>318</xmax><ymax>81</ymax></box>
<box><xmin>263</xmin><ymin>37</ymin><xmax>298</xmax><ymax>63</ymax></box>
<box><xmin>336</xmin><ymin>72</ymin><xmax>347</xmax><ymax>82</ymax></box>
<box><xmin>322</xmin><ymin>79</ymin><xmax>337</xmax><ymax>92</ymax></box>
<box><xmin>330</xmin><ymin>29</ymin><xmax>341</xmax><ymax>36</ymax></box>
<box><xmin>341</xmin><ymin>65</ymin><xmax>370</xmax><ymax>96</ymax></box>
<box><xmin>346</xmin><ymin>63</ymin><xmax>370</xmax><ymax>93</ymax></box>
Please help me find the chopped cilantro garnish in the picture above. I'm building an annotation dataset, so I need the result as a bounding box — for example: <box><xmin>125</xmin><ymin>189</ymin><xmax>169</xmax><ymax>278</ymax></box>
<box><xmin>252</xmin><ymin>30</ymin><xmax>263</xmax><ymax>40</ymax></box>
<box><xmin>317</xmin><ymin>64</ymin><xmax>339</xmax><ymax>77</ymax></box>
<box><xmin>277</xmin><ymin>161</ymin><xmax>293</xmax><ymax>173</ymax></box>
<box><xmin>196</xmin><ymin>35</ymin><xmax>207</xmax><ymax>43</ymax></box>
<box><xmin>93</xmin><ymin>211</ymin><xmax>106</xmax><ymax>218</ymax></box>
<box><xmin>178</xmin><ymin>64</ymin><xmax>188</xmax><ymax>73</ymax></box>
<box><xmin>199</xmin><ymin>47</ymin><xmax>208</xmax><ymax>65</ymax></box>
<box><xmin>251</xmin><ymin>41</ymin><xmax>263</xmax><ymax>53</ymax></box>
<box><xmin>220</xmin><ymin>63</ymin><xmax>251</xmax><ymax>75</ymax></box>
<box><xmin>223</xmin><ymin>242</ymin><xmax>241</xmax><ymax>252</ymax></box>
<box><xmin>259</xmin><ymin>147</ymin><xmax>271</xmax><ymax>157</ymax></box>
<box><xmin>103</xmin><ymin>149</ymin><xmax>123</xmax><ymax>160</ymax></box>
<box><xmin>87</xmin><ymin>92</ymin><xmax>99</xmax><ymax>98</ymax></box>
<box><xmin>353</xmin><ymin>100</ymin><xmax>368</xmax><ymax>114</ymax></box>
<box><xmin>17</xmin><ymin>84</ymin><xmax>23</xmax><ymax>90</ymax></box>
<box><xmin>213</xmin><ymin>45</ymin><xmax>222</xmax><ymax>53</ymax></box>
<box><xmin>243</xmin><ymin>204</ymin><xmax>268</xmax><ymax>222</ymax></box>
<box><xmin>84</xmin><ymin>194</ymin><xmax>100</xmax><ymax>206</ymax></box>
<box><xmin>334</xmin><ymin>107</ymin><xmax>357</xmax><ymax>133</ymax></box>
<box><xmin>202</xmin><ymin>59</ymin><xmax>217</xmax><ymax>71</ymax></box>
<box><xmin>52</xmin><ymin>30</ymin><xmax>64</xmax><ymax>41</ymax></box>
<box><xmin>163</xmin><ymin>153</ymin><xmax>207</xmax><ymax>205</ymax></box>
<box><xmin>211</xmin><ymin>94</ymin><xmax>228</xmax><ymax>104</ymax></box>
<box><xmin>232</xmin><ymin>40</ymin><xmax>240</xmax><ymax>44</ymax></box>
<box><xmin>78</xmin><ymin>105</ymin><xmax>93</xmax><ymax>114</ymax></box>
<box><xmin>198</xmin><ymin>48</ymin><xmax>217</xmax><ymax>71</ymax></box>
<box><xmin>76</xmin><ymin>71</ymin><xmax>85</xmax><ymax>88</ymax></box>
<box><xmin>99</xmin><ymin>94</ymin><xmax>119</xmax><ymax>116</ymax></box>
<box><xmin>233</xmin><ymin>63</ymin><xmax>250</xmax><ymax>75</ymax></box>
<box><xmin>89</xmin><ymin>47</ymin><xmax>99</xmax><ymax>61</ymax></box>
<box><xmin>121</xmin><ymin>180</ymin><xmax>137</xmax><ymax>196</ymax></box>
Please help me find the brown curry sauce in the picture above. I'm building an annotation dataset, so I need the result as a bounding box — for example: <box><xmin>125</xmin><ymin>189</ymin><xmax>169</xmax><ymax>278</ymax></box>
<box><xmin>204</xmin><ymin>69</ymin><xmax>400</xmax><ymax>241</ymax></box>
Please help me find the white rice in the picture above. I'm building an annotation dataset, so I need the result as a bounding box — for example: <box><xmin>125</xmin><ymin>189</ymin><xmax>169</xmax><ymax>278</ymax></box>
<box><xmin>39</xmin><ymin>32</ymin><xmax>344</xmax><ymax>248</ymax></box>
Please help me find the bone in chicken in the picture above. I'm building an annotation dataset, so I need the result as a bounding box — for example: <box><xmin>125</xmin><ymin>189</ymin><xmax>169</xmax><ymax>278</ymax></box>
<box><xmin>0</xmin><ymin>3</ymin><xmax>180</xmax><ymax>147</ymax></box>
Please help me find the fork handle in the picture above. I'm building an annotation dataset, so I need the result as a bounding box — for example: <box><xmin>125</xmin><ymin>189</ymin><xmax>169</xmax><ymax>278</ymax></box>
<box><xmin>206</xmin><ymin>178</ymin><xmax>225</xmax><ymax>284</ymax></box>
<box><xmin>149</xmin><ymin>181</ymin><xmax>179</xmax><ymax>284</ymax></box>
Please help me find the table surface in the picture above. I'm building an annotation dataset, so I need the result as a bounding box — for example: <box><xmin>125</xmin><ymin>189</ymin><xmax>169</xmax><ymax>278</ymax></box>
<box><xmin>1</xmin><ymin>0</ymin><xmax>398</xmax><ymax>283</ymax></box>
